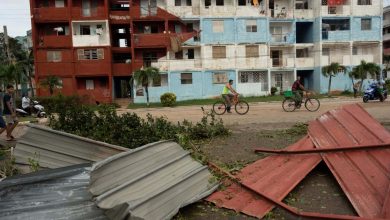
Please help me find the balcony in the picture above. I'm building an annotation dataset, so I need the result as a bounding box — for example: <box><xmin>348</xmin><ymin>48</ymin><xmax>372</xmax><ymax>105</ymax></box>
<box><xmin>75</xmin><ymin>61</ymin><xmax>111</xmax><ymax>75</ymax></box>
<box><xmin>236</xmin><ymin>57</ymin><xmax>269</xmax><ymax>69</ymax></box>
<box><xmin>270</xmin><ymin>33</ymin><xmax>295</xmax><ymax>44</ymax></box>
<box><xmin>200</xmin><ymin>5</ymin><xmax>235</xmax><ymax>17</ymax></box>
<box><xmin>321</xmin><ymin>55</ymin><xmax>350</xmax><ymax>66</ymax></box>
<box><xmin>166</xmin><ymin>6</ymin><xmax>197</xmax><ymax>18</ymax></box>
<box><xmin>294</xmin><ymin>9</ymin><xmax>314</xmax><ymax>19</ymax></box>
<box><xmin>36</xmin><ymin>62</ymin><xmax>73</xmax><ymax>76</ymax></box>
<box><xmin>109</xmin><ymin>11</ymin><xmax>130</xmax><ymax>24</ymax></box>
<box><xmin>113</xmin><ymin>63</ymin><xmax>132</xmax><ymax>76</ymax></box>
<box><xmin>270</xmin><ymin>58</ymin><xmax>295</xmax><ymax>68</ymax></box>
<box><xmin>71</xmin><ymin>7</ymin><xmax>107</xmax><ymax>20</ymax></box>
<box><xmin>269</xmin><ymin>9</ymin><xmax>294</xmax><ymax>19</ymax></box>
<box><xmin>236</xmin><ymin>6</ymin><xmax>267</xmax><ymax>17</ymax></box>
<box><xmin>295</xmin><ymin>58</ymin><xmax>314</xmax><ymax>68</ymax></box>
<box><xmin>321</xmin><ymin>5</ymin><xmax>350</xmax><ymax>16</ymax></box>
<box><xmin>322</xmin><ymin>30</ymin><xmax>350</xmax><ymax>41</ymax></box>
<box><xmin>129</xmin><ymin>5</ymin><xmax>177</xmax><ymax>20</ymax></box>
<box><xmin>133</xmin><ymin>34</ymin><xmax>170</xmax><ymax>48</ymax></box>
<box><xmin>352</xmin><ymin>55</ymin><xmax>374</xmax><ymax>66</ymax></box>
<box><xmin>37</xmin><ymin>35</ymin><xmax>72</xmax><ymax>48</ymax></box>
<box><xmin>202</xmin><ymin>58</ymin><xmax>235</xmax><ymax>70</ymax></box>
<box><xmin>72</xmin><ymin>35</ymin><xmax>110</xmax><ymax>47</ymax></box>
<box><xmin>33</xmin><ymin>7</ymin><xmax>70</xmax><ymax>22</ymax></box>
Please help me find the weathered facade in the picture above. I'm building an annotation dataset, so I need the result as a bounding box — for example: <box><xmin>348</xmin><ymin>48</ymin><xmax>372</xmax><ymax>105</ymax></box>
<box><xmin>30</xmin><ymin>0</ymin><xmax>383</xmax><ymax>103</ymax></box>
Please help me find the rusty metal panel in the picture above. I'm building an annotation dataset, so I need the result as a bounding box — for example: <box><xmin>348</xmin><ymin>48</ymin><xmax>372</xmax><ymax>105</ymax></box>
<box><xmin>308</xmin><ymin>104</ymin><xmax>390</xmax><ymax>218</ymax></box>
<box><xmin>13</xmin><ymin>124</ymin><xmax>127</xmax><ymax>169</ymax></box>
<box><xmin>207</xmin><ymin>136</ymin><xmax>321</xmax><ymax>219</ymax></box>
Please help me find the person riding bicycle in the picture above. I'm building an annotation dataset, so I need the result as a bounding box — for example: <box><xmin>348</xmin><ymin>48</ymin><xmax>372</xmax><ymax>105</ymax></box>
<box><xmin>222</xmin><ymin>79</ymin><xmax>238</xmax><ymax>113</ymax></box>
<box><xmin>292</xmin><ymin>76</ymin><xmax>306</xmax><ymax>108</ymax></box>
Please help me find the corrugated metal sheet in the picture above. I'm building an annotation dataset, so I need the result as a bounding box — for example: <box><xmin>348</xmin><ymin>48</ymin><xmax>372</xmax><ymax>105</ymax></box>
<box><xmin>89</xmin><ymin>140</ymin><xmax>219</xmax><ymax>220</ymax></box>
<box><xmin>308</xmin><ymin>104</ymin><xmax>390</xmax><ymax>218</ymax></box>
<box><xmin>207</xmin><ymin>136</ymin><xmax>321</xmax><ymax>219</ymax></box>
<box><xmin>13</xmin><ymin>124</ymin><xmax>128</xmax><ymax>169</ymax></box>
<box><xmin>0</xmin><ymin>163</ymin><xmax>107</xmax><ymax>220</ymax></box>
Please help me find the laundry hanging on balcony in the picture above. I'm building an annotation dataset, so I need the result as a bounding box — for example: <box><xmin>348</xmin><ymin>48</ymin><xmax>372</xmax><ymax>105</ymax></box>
<box><xmin>327</xmin><ymin>0</ymin><xmax>344</xmax><ymax>6</ymax></box>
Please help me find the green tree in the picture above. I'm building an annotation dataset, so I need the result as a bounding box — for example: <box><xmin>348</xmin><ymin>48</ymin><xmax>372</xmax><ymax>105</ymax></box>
<box><xmin>322</xmin><ymin>62</ymin><xmax>346</xmax><ymax>96</ymax></box>
<box><xmin>16</xmin><ymin>50</ymin><xmax>35</xmax><ymax>96</ymax></box>
<box><xmin>40</xmin><ymin>76</ymin><xmax>62</xmax><ymax>95</ymax></box>
<box><xmin>133</xmin><ymin>67</ymin><xmax>160</xmax><ymax>106</ymax></box>
<box><xmin>350</xmin><ymin>60</ymin><xmax>380</xmax><ymax>92</ymax></box>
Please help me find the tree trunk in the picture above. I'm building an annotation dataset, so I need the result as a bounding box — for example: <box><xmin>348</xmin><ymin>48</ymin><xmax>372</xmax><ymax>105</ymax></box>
<box><xmin>145</xmin><ymin>86</ymin><xmax>149</xmax><ymax>106</ymax></box>
<box><xmin>328</xmin><ymin>75</ymin><xmax>332</xmax><ymax>97</ymax></box>
<box><xmin>359</xmin><ymin>79</ymin><xmax>364</xmax><ymax>93</ymax></box>
<box><xmin>15</xmin><ymin>80</ymin><xmax>19</xmax><ymax>98</ymax></box>
<box><xmin>29</xmin><ymin>76</ymin><xmax>34</xmax><ymax>97</ymax></box>
<box><xmin>49</xmin><ymin>86</ymin><xmax>54</xmax><ymax>95</ymax></box>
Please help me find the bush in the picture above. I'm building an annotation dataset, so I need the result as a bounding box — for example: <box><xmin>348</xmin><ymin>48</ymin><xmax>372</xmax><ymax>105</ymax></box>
<box><xmin>35</xmin><ymin>94</ymin><xmax>87</xmax><ymax>114</ymax></box>
<box><xmin>386</xmin><ymin>79</ymin><xmax>390</xmax><ymax>91</ymax></box>
<box><xmin>160</xmin><ymin>92</ymin><xmax>177</xmax><ymax>107</ymax></box>
<box><xmin>49</xmin><ymin>104</ymin><xmax>229</xmax><ymax>150</ymax></box>
<box><xmin>271</xmin><ymin>87</ymin><xmax>278</xmax><ymax>96</ymax></box>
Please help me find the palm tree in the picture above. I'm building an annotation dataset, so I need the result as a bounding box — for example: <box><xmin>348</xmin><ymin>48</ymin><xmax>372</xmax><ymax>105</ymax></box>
<box><xmin>40</xmin><ymin>75</ymin><xmax>62</xmax><ymax>95</ymax></box>
<box><xmin>133</xmin><ymin>67</ymin><xmax>160</xmax><ymax>106</ymax></box>
<box><xmin>350</xmin><ymin>60</ymin><xmax>380</xmax><ymax>93</ymax></box>
<box><xmin>17</xmin><ymin>50</ymin><xmax>35</xmax><ymax>96</ymax></box>
<box><xmin>322</xmin><ymin>62</ymin><xmax>346</xmax><ymax>96</ymax></box>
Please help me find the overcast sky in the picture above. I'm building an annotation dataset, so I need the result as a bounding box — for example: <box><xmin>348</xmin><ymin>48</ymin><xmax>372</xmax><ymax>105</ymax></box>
<box><xmin>1</xmin><ymin>0</ymin><xmax>390</xmax><ymax>37</ymax></box>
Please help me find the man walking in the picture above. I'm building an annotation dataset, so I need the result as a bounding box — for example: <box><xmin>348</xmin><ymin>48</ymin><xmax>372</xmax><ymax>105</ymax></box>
<box><xmin>4</xmin><ymin>85</ymin><xmax>18</xmax><ymax>141</ymax></box>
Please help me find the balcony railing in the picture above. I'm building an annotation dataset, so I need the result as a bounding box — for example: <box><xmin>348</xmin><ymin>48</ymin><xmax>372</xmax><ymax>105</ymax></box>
<box><xmin>33</xmin><ymin>7</ymin><xmax>70</xmax><ymax>21</ymax></box>
<box><xmin>270</xmin><ymin>33</ymin><xmax>295</xmax><ymax>44</ymax></box>
<box><xmin>269</xmin><ymin>9</ymin><xmax>293</xmax><ymax>19</ymax></box>
<box><xmin>133</xmin><ymin>34</ymin><xmax>170</xmax><ymax>48</ymax></box>
<box><xmin>113</xmin><ymin>63</ymin><xmax>132</xmax><ymax>76</ymax></box>
<box><xmin>37</xmin><ymin>35</ymin><xmax>72</xmax><ymax>48</ymax></box>
<box><xmin>270</xmin><ymin>57</ymin><xmax>294</xmax><ymax>67</ymax></box>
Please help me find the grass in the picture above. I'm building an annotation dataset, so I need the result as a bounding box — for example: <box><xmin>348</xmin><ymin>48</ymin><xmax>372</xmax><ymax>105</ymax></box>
<box><xmin>128</xmin><ymin>95</ymin><xmax>287</xmax><ymax>109</ymax></box>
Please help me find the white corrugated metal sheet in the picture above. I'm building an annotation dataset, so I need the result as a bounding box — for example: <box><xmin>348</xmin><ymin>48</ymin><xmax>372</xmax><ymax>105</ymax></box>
<box><xmin>13</xmin><ymin>124</ymin><xmax>128</xmax><ymax>169</ymax></box>
<box><xmin>89</xmin><ymin>141</ymin><xmax>218</xmax><ymax>220</ymax></box>
<box><xmin>0</xmin><ymin>164</ymin><xmax>107</xmax><ymax>220</ymax></box>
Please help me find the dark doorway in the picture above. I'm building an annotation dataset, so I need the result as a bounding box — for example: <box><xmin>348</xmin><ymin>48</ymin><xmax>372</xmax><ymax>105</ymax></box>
<box><xmin>114</xmin><ymin>76</ymin><xmax>132</xmax><ymax>98</ymax></box>
<box><xmin>296</xmin><ymin>22</ymin><xmax>314</xmax><ymax>43</ymax></box>
<box><xmin>297</xmin><ymin>70</ymin><xmax>314</xmax><ymax>90</ymax></box>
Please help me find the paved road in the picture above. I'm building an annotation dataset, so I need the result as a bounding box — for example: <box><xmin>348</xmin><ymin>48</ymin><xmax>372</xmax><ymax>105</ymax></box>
<box><xmin>118</xmin><ymin>97</ymin><xmax>390</xmax><ymax>126</ymax></box>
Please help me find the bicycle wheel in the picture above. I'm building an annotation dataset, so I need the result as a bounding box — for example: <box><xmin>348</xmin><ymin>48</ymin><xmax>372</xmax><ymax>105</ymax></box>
<box><xmin>213</xmin><ymin>101</ymin><xmax>226</xmax><ymax>115</ymax></box>
<box><xmin>282</xmin><ymin>98</ymin><xmax>296</xmax><ymax>112</ymax></box>
<box><xmin>235</xmin><ymin>100</ymin><xmax>249</xmax><ymax>115</ymax></box>
<box><xmin>305</xmin><ymin>98</ymin><xmax>320</xmax><ymax>112</ymax></box>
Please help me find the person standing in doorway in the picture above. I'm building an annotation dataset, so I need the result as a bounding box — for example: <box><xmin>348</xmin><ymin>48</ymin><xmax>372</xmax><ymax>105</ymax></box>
<box><xmin>4</xmin><ymin>85</ymin><xmax>18</xmax><ymax>141</ymax></box>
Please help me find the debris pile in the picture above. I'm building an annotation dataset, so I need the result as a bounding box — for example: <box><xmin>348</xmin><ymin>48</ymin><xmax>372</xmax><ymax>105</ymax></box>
<box><xmin>208</xmin><ymin>104</ymin><xmax>390</xmax><ymax>219</ymax></box>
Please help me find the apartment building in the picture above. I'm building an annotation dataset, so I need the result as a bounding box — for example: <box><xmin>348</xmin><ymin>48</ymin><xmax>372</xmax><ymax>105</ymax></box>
<box><xmin>30</xmin><ymin>0</ymin><xmax>383</xmax><ymax>103</ymax></box>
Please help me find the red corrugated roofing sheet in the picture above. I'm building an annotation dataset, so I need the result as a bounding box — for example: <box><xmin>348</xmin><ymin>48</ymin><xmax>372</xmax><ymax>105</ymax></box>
<box><xmin>308</xmin><ymin>104</ymin><xmax>390</xmax><ymax>218</ymax></box>
<box><xmin>207</xmin><ymin>136</ymin><xmax>321</xmax><ymax>219</ymax></box>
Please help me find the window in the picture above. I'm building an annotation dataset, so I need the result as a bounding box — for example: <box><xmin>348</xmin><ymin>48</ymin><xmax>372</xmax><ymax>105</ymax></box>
<box><xmin>77</xmin><ymin>49</ymin><xmax>104</xmax><ymax>60</ymax></box>
<box><xmin>118</xmin><ymin>28</ymin><xmax>125</xmax><ymax>34</ymax></box>
<box><xmin>246</xmin><ymin>20</ymin><xmax>257</xmax><ymax>32</ymax></box>
<box><xmin>213</xmin><ymin>72</ymin><xmax>228</xmax><ymax>84</ymax></box>
<box><xmin>176</xmin><ymin>0</ymin><xmax>192</xmax><ymax>6</ymax></box>
<box><xmin>205</xmin><ymin>0</ymin><xmax>211</xmax><ymax>7</ymax></box>
<box><xmin>216</xmin><ymin>0</ymin><xmax>224</xmax><ymax>6</ymax></box>
<box><xmin>55</xmin><ymin>0</ymin><xmax>65</xmax><ymax>8</ymax></box>
<box><xmin>187</xmin><ymin>49</ymin><xmax>195</xmax><ymax>59</ymax></box>
<box><xmin>239</xmin><ymin>71</ymin><xmax>267</xmax><ymax>86</ymax></box>
<box><xmin>270</xmin><ymin>26</ymin><xmax>282</xmax><ymax>35</ymax></box>
<box><xmin>275</xmin><ymin>74</ymin><xmax>283</xmax><ymax>89</ymax></box>
<box><xmin>212</xmin><ymin>20</ymin><xmax>224</xmax><ymax>33</ymax></box>
<box><xmin>322</xmin><ymin>0</ymin><xmax>327</xmax><ymax>5</ymax></box>
<box><xmin>181</xmin><ymin>73</ymin><xmax>192</xmax><ymax>84</ymax></box>
<box><xmin>322</xmin><ymin>48</ymin><xmax>330</xmax><ymax>56</ymax></box>
<box><xmin>246</xmin><ymin>45</ymin><xmax>259</xmax><ymax>58</ymax></box>
<box><xmin>238</xmin><ymin>0</ymin><xmax>246</xmax><ymax>6</ymax></box>
<box><xmin>47</xmin><ymin>51</ymin><xmax>62</xmax><ymax>62</ymax></box>
<box><xmin>86</xmin><ymin>79</ymin><xmax>94</xmax><ymax>90</ymax></box>
<box><xmin>152</xmin><ymin>74</ymin><xmax>168</xmax><ymax>87</ymax></box>
<box><xmin>212</xmin><ymin>46</ymin><xmax>226</xmax><ymax>58</ymax></box>
<box><xmin>361</xmin><ymin>18</ymin><xmax>371</xmax><ymax>30</ymax></box>
<box><xmin>186</xmin><ymin>23</ymin><xmax>193</xmax><ymax>32</ymax></box>
<box><xmin>296</xmin><ymin>48</ymin><xmax>309</xmax><ymax>58</ymax></box>
<box><xmin>352</xmin><ymin>46</ymin><xmax>358</xmax><ymax>55</ymax></box>
<box><xmin>175</xmin><ymin>24</ymin><xmax>182</xmax><ymax>33</ymax></box>
<box><xmin>358</xmin><ymin>0</ymin><xmax>371</xmax><ymax>5</ymax></box>
<box><xmin>80</xmin><ymin>25</ymin><xmax>91</xmax><ymax>35</ymax></box>
<box><xmin>186</xmin><ymin>0</ymin><xmax>192</xmax><ymax>6</ymax></box>
<box><xmin>175</xmin><ymin>0</ymin><xmax>181</xmax><ymax>6</ymax></box>
<box><xmin>175</xmin><ymin>51</ymin><xmax>183</xmax><ymax>59</ymax></box>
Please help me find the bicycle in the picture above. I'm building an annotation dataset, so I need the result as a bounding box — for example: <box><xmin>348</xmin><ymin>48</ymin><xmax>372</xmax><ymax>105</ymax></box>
<box><xmin>282</xmin><ymin>90</ymin><xmax>320</xmax><ymax>112</ymax></box>
<box><xmin>213</xmin><ymin>94</ymin><xmax>249</xmax><ymax>115</ymax></box>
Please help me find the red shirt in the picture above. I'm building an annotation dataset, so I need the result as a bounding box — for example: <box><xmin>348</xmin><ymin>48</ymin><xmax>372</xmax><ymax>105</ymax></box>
<box><xmin>292</xmin><ymin>80</ymin><xmax>303</xmax><ymax>91</ymax></box>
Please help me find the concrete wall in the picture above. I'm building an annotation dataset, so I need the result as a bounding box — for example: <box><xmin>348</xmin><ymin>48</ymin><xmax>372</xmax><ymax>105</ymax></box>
<box><xmin>236</xmin><ymin>18</ymin><xmax>268</xmax><ymax>43</ymax></box>
<box><xmin>351</xmin><ymin>16</ymin><xmax>382</xmax><ymax>41</ymax></box>
<box><xmin>201</xmin><ymin>18</ymin><xmax>235</xmax><ymax>44</ymax></box>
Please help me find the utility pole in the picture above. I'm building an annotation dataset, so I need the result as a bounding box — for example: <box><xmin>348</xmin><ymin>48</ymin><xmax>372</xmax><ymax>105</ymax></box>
<box><xmin>3</xmin><ymin>25</ymin><xmax>12</xmax><ymax>64</ymax></box>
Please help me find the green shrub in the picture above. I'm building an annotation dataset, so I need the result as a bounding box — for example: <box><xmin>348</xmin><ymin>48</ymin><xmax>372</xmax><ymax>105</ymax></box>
<box><xmin>160</xmin><ymin>92</ymin><xmax>177</xmax><ymax>107</ymax></box>
<box><xmin>386</xmin><ymin>79</ymin><xmax>390</xmax><ymax>91</ymax></box>
<box><xmin>270</xmin><ymin>87</ymin><xmax>277</xmax><ymax>96</ymax></box>
<box><xmin>49</xmin><ymin>104</ymin><xmax>229</xmax><ymax>150</ymax></box>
